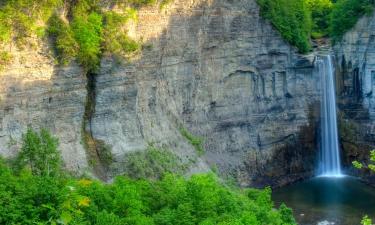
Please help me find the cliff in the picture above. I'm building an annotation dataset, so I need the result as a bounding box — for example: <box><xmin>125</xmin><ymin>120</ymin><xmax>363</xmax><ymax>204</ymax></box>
<box><xmin>334</xmin><ymin>11</ymin><xmax>375</xmax><ymax>180</ymax></box>
<box><xmin>0</xmin><ymin>0</ymin><xmax>320</xmax><ymax>187</ymax></box>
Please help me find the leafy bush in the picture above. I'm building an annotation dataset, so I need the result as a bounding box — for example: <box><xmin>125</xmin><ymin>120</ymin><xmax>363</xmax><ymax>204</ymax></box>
<box><xmin>121</xmin><ymin>146</ymin><xmax>186</xmax><ymax>179</ymax></box>
<box><xmin>257</xmin><ymin>0</ymin><xmax>312</xmax><ymax>53</ymax></box>
<box><xmin>0</xmin><ymin>165</ymin><xmax>297</xmax><ymax>225</ymax></box>
<box><xmin>352</xmin><ymin>149</ymin><xmax>375</xmax><ymax>171</ymax></box>
<box><xmin>14</xmin><ymin>128</ymin><xmax>62</xmax><ymax>177</ymax></box>
<box><xmin>330</xmin><ymin>0</ymin><xmax>374</xmax><ymax>41</ymax></box>
<box><xmin>0</xmin><ymin>129</ymin><xmax>296</xmax><ymax>224</ymax></box>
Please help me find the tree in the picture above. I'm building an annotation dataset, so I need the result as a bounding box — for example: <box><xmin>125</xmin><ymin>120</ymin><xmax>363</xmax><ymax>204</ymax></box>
<box><xmin>16</xmin><ymin>128</ymin><xmax>62</xmax><ymax>177</ymax></box>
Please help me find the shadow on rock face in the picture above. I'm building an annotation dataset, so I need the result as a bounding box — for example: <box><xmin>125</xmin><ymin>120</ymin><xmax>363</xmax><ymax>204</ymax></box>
<box><xmin>245</xmin><ymin>103</ymin><xmax>320</xmax><ymax>188</ymax></box>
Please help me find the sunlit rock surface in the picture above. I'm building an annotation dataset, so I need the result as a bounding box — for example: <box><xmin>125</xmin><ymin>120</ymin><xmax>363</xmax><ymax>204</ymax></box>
<box><xmin>0</xmin><ymin>0</ymin><xmax>320</xmax><ymax>186</ymax></box>
<box><xmin>0</xmin><ymin>40</ymin><xmax>88</xmax><ymax>171</ymax></box>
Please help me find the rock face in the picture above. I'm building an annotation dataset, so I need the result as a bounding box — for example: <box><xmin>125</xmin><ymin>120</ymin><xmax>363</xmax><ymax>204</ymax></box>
<box><xmin>0</xmin><ymin>41</ymin><xmax>88</xmax><ymax>171</ymax></box>
<box><xmin>0</xmin><ymin>0</ymin><xmax>320</xmax><ymax>187</ymax></box>
<box><xmin>334</xmin><ymin>11</ymin><xmax>375</xmax><ymax>180</ymax></box>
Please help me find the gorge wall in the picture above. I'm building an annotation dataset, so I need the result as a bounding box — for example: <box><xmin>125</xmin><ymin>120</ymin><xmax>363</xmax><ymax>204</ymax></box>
<box><xmin>334</xmin><ymin>11</ymin><xmax>375</xmax><ymax>181</ymax></box>
<box><xmin>0</xmin><ymin>0</ymin><xmax>320</xmax><ymax>187</ymax></box>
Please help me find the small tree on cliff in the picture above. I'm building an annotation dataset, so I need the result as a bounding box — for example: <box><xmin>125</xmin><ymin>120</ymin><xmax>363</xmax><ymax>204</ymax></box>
<box><xmin>15</xmin><ymin>128</ymin><xmax>62</xmax><ymax>177</ymax></box>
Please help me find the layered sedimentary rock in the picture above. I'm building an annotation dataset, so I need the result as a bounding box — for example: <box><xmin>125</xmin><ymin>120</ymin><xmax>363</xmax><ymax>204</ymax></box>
<box><xmin>0</xmin><ymin>40</ymin><xmax>88</xmax><ymax>171</ymax></box>
<box><xmin>91</xmin><ymin>0</ymin><xmax>321</xmax><ymax>186</ymax></box>
<box><xmin>334</xmin><ymin>11</ymin><xmax>375</xmax><ymax>180</ymax></box>
<box><xmin>0</xmin><ymin>0</ymin><xmax>320</xmax><ymax>187</ymax></box>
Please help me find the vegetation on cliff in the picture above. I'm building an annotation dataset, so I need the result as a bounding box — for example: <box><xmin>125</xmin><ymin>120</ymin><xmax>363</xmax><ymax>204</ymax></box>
<box><xmin>352</xmin><ymin>150</ymin><xmax>375</xmax><ymax>225</ymax></box>
<box><xmin>0</xmin><ymin>128</ymin><xmax>296</xmax><ymax>225</ymax></box>
<box><xmin>0</xmin><ymin>0</ymin><xmax>173</xmax><ymax>72</ymax></box>
<box><xmin>180</xmin><ymin>127</ymin><xmax>205</xmax><ymax>156</ymax></box>
<box><xmin>330</xmin><ymin>0</ymin><xmax>374</xmax><ymax>41</ymax></box>
<box><xmin>0</xmin><ymin>0</ymin><xmax>373</xmax><ymax>62</ymax></box>
<box><xmin>257</xmin><ymin>0</ymin><xmax>374</xmax><ymax>53</ymax></box>
<box><xmin>257</xmin><ymin>0</ymin><xmax>312</xmax><ymax>53</ymax></box>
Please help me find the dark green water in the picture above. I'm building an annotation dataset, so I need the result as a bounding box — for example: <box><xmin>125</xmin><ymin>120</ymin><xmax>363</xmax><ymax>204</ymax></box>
<box><xmin>272</xmin><ymin>176</ymin><xmax>375</xmax><ymax>225</ymax></box>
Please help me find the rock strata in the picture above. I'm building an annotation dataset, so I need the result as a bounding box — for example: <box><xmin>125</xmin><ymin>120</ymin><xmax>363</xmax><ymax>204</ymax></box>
<box><xmin>0</xmin><ymin>0</ymin><xmax>321</xmax><ymax>186</ymax></box>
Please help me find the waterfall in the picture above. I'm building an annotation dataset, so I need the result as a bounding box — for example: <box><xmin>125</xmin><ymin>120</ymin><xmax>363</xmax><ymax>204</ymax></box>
<box><xmin>317</xmin><ymin>55</ymin><xmax>343</xmax><ymax>177</ymax></box>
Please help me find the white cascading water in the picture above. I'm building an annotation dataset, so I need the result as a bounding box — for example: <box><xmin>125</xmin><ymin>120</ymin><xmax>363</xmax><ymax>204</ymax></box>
<box><xmin>317</xmin><ymin>55</ymin><xmax>343</xmax><ymax>177</ymax></box>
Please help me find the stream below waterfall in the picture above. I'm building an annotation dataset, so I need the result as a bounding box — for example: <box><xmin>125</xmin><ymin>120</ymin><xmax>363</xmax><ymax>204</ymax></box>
<box><xmin>273</xmin><ymin>176</ymin><xmax>375</xmax><ymax>225</ymax></box>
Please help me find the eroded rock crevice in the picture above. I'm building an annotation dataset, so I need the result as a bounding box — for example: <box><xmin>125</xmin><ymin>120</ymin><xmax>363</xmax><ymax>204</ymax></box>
<box><xmin>82</xmin><ymin>71</ymin><xmax>113</xmax><ymax>180</ymax></box>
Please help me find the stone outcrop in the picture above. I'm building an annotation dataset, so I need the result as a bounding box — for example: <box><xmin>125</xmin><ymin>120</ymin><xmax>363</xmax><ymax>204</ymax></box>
<box><xmin>334</xmin><ymin>11</ymin><xmax>375</xmax><ymax>180</ymax></box>
<box><xmin>0</xmin><ymin>0</ymin><xmax>320</xmax><ymax>187</ymax></box>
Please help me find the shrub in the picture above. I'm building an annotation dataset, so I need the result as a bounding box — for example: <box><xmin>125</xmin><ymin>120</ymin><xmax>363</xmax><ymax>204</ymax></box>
<box><xmin>121</xmin><ymin>146</ymin><xmax>185</xmax><ymax>179</ymax></box>
<box><xmin>71</xmin><ymin>11</ymin><xmax>103</xmax><ymax>72</ymax></box>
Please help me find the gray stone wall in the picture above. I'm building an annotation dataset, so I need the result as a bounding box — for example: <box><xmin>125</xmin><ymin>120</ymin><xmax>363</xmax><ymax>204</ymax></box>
<box><xmin>334</xmin><ymin>11</ymin><xmax>375</xmax><ymax>180</ymax></box>
<box><xmin>0</xmin><ymin>0</ymin><xmax>320</xmax><ymax>187</ymax></box>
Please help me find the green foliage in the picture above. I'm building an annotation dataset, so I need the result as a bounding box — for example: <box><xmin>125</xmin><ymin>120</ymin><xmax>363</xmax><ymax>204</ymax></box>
<box><xmin>0</xmin><ymin>0</ymin><xmax>151</xmax><ymax>70</ymax></box>
<box><xmin>72</xmin><ymin>11</ymin><xmax>103</xmax><ymax>71</ymax></box>
<box><xmin>353</xmin><ymin>150</ymin><xmax>375</xmax><ymax>172</ymax></box>
<box><xmin>279</xmin><ymin>203</ymin><xmax>296</xmax><ymax>224</ymax></box>
<box><xmin>0</xmin><ymin>128</ymin><xmax>296</xmax><ymax>225</ymax></box>
<box><xmin>121</xmin><ymin>146</ymin><xmax>186</xmax><ymax>179</ymax></box>
<box><xmin>0</xmin><ymin>164</ymin><xmax>297</xmax><ymax>225</ymax></box>
<box><xmin>362</xmin><ymin>215</ymin><xmax>373</xmax><ymax>225</ymax></box>
<box><xmin>160</xmin><ymin>0</ymin><xmax>174</xmax><ymax>9</ymax></box>
<box><xmin>353</xmin><ymin>160</ymin><xmax>363</xmax><ymax>169</ymax></box>
<box><xmin>256</xmin><ymin>0</ymin><xmax>374</xmax><ymax>50</ymax></box>
<box><xmin>354</xmin><ymin>150</ymin><xmax>375</xmax><ymax>225</ymax></box>
<box><xmin>330</xmin><ymin>0</ymin><xmax>374</xmax><ymax>41</ymax></box>
<box><xmin>15</xmin><ymin>128</ymin><xmax>62</xmax><ymax>177</ymax></box>
<box><xmin>0</xmin><ymin>0</ymin><xmax>62</xmax><ymax>45</ymax></box>
<box><xmin>256</xmin><ymin>0</ymin><xmax>312</xmax><ymax>53</ymax></box>
<box><xmin>47</xmin><ymin>14</ymin><xmax>79</xmax><ymax>65</ymax></box>
<box><xmin>103</xmin><ymin>10</ymin><xmax>141</xmax><ymax>57</ymax></box>
<box><xmin>0</xmin><ymin>51</ymin><xmax>12</xmax><ymax>70</ymax></box>
<box><xmin>180</xmin><ymin>127</ymin><xmax>205</xmax><ymax>156</ymax></box>
<box><xmin>307</xmin><ymin>0</ymin><xmax>333</xmax><ymax>38</ymax></box>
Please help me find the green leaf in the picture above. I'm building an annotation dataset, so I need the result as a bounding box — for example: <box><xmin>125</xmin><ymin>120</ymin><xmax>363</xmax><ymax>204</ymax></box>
<box><xmin>353</xmin><ymin>161</ymin><xmax>363</xmax><ymax>169</ymax></box>
<box><xmin>60</xmin><ymin>211</ymin><xmax>72</xmax><ymax>225</ymax></box>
